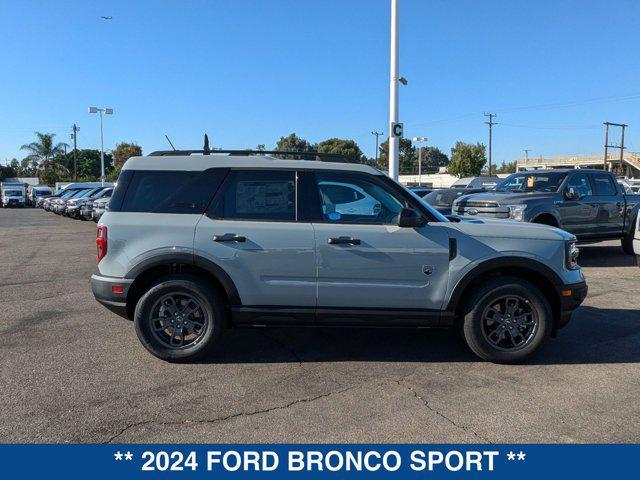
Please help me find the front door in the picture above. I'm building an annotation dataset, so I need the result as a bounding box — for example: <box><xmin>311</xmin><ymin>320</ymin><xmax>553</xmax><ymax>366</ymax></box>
<box><xmin>557</xmin><ymin>172</ymin><xmax>598</xmax><ymax>238</ymax></box>
<box><xmin>310</xmin><ymin>171</ymin><xmax>451</xmax><ymax>314</ymax></box>
<box><xmin>194</xmin><ymin>170</ymin><xmax>317</xmax><ymax>310</ymax></box>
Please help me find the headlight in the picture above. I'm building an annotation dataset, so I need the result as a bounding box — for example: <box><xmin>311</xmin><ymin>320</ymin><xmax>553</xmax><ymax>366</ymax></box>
<box><xmin>565</xmin><ymin>240</ymin><xmax>580</xmax><ymax>269</ymax></box>
<box><xmin>505</xmin><ymin>204</ymin><xmax>527</xmax><ymax>221</ymax></box>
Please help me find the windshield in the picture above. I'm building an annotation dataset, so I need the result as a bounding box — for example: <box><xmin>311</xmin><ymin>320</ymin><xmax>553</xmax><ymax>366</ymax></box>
<box><xmin>496</xmin><ymin>172</ymin><xmax>567</xmax><ymax>192</ymax></box>
<box><xmin>423</xmin><ymin>189</ymin><xmax>466</xmax><ymax>206</ymax></box>
<box><xmin>67</xmin><ymin>189</ymin><xmax>89</xmax><ymax>199</ymax></box>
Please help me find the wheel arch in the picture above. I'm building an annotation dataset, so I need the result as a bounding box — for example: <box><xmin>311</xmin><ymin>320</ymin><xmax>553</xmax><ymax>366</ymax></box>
<box><xmin>532</xmin><ymin>210</ymin><xmax>561</xmax><ymax>227</ymax></box>
<box><xmin>124</xmin><ymin>253</ymin><xmax>241</xmax><ymax>322</ymax></box>
<box><xmin>447</xmin><ymin>256</ymin><xmax>563</xmax><ymax>335</ymax></box>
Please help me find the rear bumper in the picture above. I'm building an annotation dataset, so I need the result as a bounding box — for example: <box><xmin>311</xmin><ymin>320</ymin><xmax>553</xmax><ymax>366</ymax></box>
<box><xmin>556</xmin><ymin>280</ymin><xmax>588</xmax><ymax>330</ymax></box>
<box><xmin>91</xmin><ymin>274</ymin><xmax>133</xmax><ymax>319</ymax></box>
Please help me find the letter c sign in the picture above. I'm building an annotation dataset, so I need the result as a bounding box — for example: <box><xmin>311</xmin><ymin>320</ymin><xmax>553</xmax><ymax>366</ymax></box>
<box><xmin>391</xmin><ymin>122</ymin><xmax>404</xmax><ymax>138</ymax></box>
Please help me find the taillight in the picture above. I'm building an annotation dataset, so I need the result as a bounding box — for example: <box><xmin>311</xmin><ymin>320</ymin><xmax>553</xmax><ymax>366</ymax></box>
<box><xmin>97</xmin><ymin>225</ymin><xmax>107</xmax><ymax>262</ymax></box>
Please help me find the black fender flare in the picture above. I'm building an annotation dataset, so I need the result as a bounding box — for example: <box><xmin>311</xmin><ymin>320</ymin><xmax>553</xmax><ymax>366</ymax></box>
<box><xmin>446</xmin><ymin>256</ymin><xmax>563</xmax><ymax>313</ymax></box>
<box><xmin>125</xmin><ymin>252</ymin><xmax>241</xmax><ymax>305</ymax></box>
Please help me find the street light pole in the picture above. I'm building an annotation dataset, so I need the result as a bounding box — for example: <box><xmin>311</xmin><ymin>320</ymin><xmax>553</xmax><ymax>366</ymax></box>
<box><xmin>88</xmin><ymin>107</ymin><xmax>113</xmax><ymax>185</ymax></box>
<box><xmin>412</xmin><ymin>136</ymin><xmax>427</xmax><ymax>186</ymax></box>
<box><xmin>388</xmin><ymin>0</ymin><xmax>400</xmax><ymax>180</ymax></box>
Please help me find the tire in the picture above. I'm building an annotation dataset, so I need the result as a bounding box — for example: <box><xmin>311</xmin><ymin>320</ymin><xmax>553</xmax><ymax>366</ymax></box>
<box><xmin>621</xmin><ymin>217</ymin><xmax>636</xmax><ymax>255</ymax></box>
<box><xmin>134</xmin><ymin>275</ymin><xmax>225</xmax><ymax>362</ymax></box>
<box><xmin>461</xmin><ymin>276</ymin><xmax>551</xmax><ymax>363</ymax></box>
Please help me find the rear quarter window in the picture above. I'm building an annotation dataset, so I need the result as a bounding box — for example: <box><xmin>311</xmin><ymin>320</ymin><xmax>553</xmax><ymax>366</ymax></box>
<box><xmin>110</xmin><ymin>169</ymin><xmax>227</xmax><ymax>214</ymax></box>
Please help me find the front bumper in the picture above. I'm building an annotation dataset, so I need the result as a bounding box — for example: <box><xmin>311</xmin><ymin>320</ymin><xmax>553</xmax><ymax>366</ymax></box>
<box><xmin>556</xmin><ymin>280</ymin><xmax>588</xmax><ymax>331</ymax></box>
<box><xmin>80</xmin><ymin>206</ymin><xmax>93</xmax><ymax>219</ymax></box>
<box><xmin>91</xmin><ymin>274</ymin><xmax>133</xmax><ymax>319</ymax></box>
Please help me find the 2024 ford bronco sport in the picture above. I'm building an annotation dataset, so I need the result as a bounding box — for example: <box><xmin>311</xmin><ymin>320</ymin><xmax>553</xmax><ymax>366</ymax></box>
<box><xmin>91</xmin><ymin>151</ymin><xmax>587</xmax><ymax>363</ymax></box>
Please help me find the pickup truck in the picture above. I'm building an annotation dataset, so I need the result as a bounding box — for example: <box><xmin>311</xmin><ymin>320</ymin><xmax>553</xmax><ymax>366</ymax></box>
<box><xmin>452</xmin><ymin>169</ymin><xmax>640</xmax><ymax>254</ymax></box>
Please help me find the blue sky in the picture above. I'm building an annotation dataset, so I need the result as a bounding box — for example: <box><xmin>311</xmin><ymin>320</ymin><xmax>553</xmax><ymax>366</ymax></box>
<box><xmin>1</xmin><ymin>0</ymin><xmax>639</xmax><ymax>164</ymax></box>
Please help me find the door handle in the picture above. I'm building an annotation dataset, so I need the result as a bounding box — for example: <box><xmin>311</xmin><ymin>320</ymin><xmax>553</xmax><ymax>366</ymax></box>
<box><xmin>213</xmin><ymin>234</ymin><xmax>246</xmax><ymax>243</ymax></box>
<box><xmin>328</xmin><ymin>236</ymin><xmax>361</xmax><ymax>245</ymax></box>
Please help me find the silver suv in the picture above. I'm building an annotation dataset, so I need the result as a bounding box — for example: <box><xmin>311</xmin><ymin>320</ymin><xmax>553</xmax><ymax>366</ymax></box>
<box><xmin>91</xmin><ymin>151</ymin><xmax>587</xmax><ymax>363</ymax></box>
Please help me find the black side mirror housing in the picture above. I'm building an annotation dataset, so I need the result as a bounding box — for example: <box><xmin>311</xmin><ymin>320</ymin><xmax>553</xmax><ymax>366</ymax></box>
<box><xmin>398</xmin><ymin>208</ymin><xmax>425</xmax><ymax>228</ymax></box>
<box><xmin>565</xmin><ymin>187</ymin><xmax>578</xmax><ymax>200</ymax></box>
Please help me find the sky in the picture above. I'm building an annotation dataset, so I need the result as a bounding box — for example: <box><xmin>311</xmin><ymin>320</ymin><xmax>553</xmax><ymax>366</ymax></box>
<box><xmin>1</xmin><ymin>0</ymin><xmax>640</xmax><ymax>165</ymax></box>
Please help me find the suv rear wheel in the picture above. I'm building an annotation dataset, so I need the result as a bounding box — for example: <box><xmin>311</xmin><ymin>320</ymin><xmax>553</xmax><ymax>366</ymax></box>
<box><xmin>134</xmin><ymin>275</ymin><xmax>225</xmax><ymax>362</ymax></box>
<box><xmin>461</xmin><ymin>277</ymin><xmax>551</xmax><ymax>363</ymax></box>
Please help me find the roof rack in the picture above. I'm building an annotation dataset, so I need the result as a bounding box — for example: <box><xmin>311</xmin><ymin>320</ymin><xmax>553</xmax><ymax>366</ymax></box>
<box><xmin>147</xmin><ymin>149</ymin><xmax>353</xmax><ymax>163</ymax></box>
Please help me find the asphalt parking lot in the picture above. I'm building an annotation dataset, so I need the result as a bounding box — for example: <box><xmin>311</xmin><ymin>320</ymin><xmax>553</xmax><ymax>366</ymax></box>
<box><xmin>1</xmin><ymin>208</ymin><xmax>639</xmax><ymax>443</ymax></box>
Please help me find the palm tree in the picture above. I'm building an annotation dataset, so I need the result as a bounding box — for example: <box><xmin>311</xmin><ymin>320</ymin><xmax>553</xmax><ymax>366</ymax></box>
<box><xmin>20</xmin><ymin>132</ymin><xmax>69</xmax><ymax>180</ymax></box>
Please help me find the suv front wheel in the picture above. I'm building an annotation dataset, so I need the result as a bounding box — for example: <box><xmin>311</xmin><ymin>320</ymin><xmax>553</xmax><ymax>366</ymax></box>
<box><xmin>134</xmin><ymin>275</ymin><xmax>225</xmax><ymax>362</ymax></box>
<box><xmin>461</xmin><ymin>277</ymin><xmax>551</xmax><ymax>363</ymax></box>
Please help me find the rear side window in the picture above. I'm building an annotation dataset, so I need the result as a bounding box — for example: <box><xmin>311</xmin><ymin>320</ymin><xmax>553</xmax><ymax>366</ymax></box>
<box><xmin>112</xmin><ymin>169</ymin><xmax>226</xmax><ymax>214</ymax></box>
<box><xmin>210</xmin><ymin>170</ymin><xmax>296</xmax><ymax>221</ymax></box>
<box><xmin>592</xmin><ymin>174</ymin><xmax>617</xmax><ymax>196</ymax></box>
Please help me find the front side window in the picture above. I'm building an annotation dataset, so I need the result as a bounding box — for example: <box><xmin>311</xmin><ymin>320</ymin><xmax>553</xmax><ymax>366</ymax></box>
<box><xmin>315</xmin><ymin>172</ymin><xmax>409</xmax><ymax>224</ymax></box>
<box><xmin>566</xmin><ymin>173</ymin><xmax>592</xmax><ymax>197</ymax></box>
<box><xmin>211</xmin><ymin>170</ymin><xmax>296</xmax><ymax>221</ymax></box>
<box><xmin>592</xmin><ymin>174</ymin><xmax>617</xmax><ymax>196</ymax></box>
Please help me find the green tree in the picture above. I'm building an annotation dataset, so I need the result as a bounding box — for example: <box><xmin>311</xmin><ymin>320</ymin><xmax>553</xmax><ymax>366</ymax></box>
<box><xmin>317</xmin><ymin>138</ymin><xmax>364</xmax><ymax>163</ymax></box>
<box><xmin>107</xmin><ymin>142</ymin><xmax>142</xmax><ymax>181</ymax></box>
<box><xmin>275</xmin><ymin>133</ymin><xmax>317</xmax><ymax>158</ymax></box>
<box><xmin>377</xmin><ymin>137</ymin><xmax>416</xmax><ymax>173</ymax></box>
<box><xmin>496</xmin><ymin>161</ymin><xmax>516</xmax><ymax>174</ymax></box>
<box><xmin>420</xmin><ymin>146</ymin><xmax>449</xmax><ymax>172</ymax></box>
<box><xmin>72</xmin><ymin>149</ymin><xmax>114</xmax><ymax>179</ymax></box>
<box><xmin>112</xmin><ymin>142</ymin><xmax>142</xmax><ymax>170</ymax></box>
<box><xmin>0</xmin><ymin>159</ymin><xmax>18</xmax><ymax>179</ymax></box>
<box><xmin>20</xmin><ymin>132</ymin><xmax>69</xmax><ymax>181</ymax></box>
<box><xmin>448</xmin><ymin>142</ymin><xmax>487</xmax><ymax>177</ymax></box>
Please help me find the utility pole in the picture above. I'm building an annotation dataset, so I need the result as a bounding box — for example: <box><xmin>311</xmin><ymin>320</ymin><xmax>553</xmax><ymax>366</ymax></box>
<box><xmin>388</xmin><ymin>0</ymin><xmax>400</xmax><ymax>180</ymax></box>
<box><xmin>484</xmin><ymin>113</ymin><xmax>497</xmax><ymax>175</ymax></box>
<box><xmin>70</xmin><ymin>124</ymin><xmax>80</xmax><ymax>181</ymax></box>
<box><xmin>371</xmin><ymin>131</ymin><xmax>383</xmax><ymax>165</ymax></box>
<box><xmin>603</xmin><ymin>122</ymin><xmax>627</xmax><ymax>174</ymax></box>
<box><xmin>524</xmin><ymin>149</ymin><xmax>531</xmax><ymax>162</ymax></box>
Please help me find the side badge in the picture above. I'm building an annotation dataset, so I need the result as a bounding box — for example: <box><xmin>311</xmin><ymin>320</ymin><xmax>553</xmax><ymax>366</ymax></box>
<box><xmin>422</xmin><ymin>265</ymin><xmax>435</xmax><ymax>276</ymax></box>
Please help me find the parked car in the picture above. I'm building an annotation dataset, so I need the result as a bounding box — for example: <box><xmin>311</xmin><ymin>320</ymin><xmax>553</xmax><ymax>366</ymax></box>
<box><xmin>27</xmin><ymin>185</ymin><xmax>53</xmax><ymax>207</ymax></box>
<box><xmin>66</xmin><ymin>187</ymin><xmax>113</xmax><ymax>219</ymax></box>
<box><xmin>408</xmin><ymin>186</ymin><xmax>433</xmax><ymax>197</ymax></box>
<box><xmin>423</xmin><ymin>188</ymin><xmax>486</xmax><ymax>216</ymax></box>
<box><xmin>1</xmin><ymin>182</ymin><xmax>26</xmax><ymax>207</ymax></box>
<box><xmin>80</xmin><ymin>189</ymin><xmax>112</xmax><ymax>221</ymax></box>
<box><xmin>91</xmin><ymin>150</ymin><xmax>587</xmax><ymax>364</ymax></box>
<box><xmin>451</xmin><ymin>176</ymin><xmax>499</xmax><ymax>190</ymax></box>
<box><xmin>50</xmin><ymin>188</ymin><xmax>93</xmax><ymax>213</ymax></box>
<box><xmin>452</xmin><ymin>169</ymin><xmax>640</xmax><ymax>254</ymax></box>
<box><xmin>91</xmin><ymin>196</ymin><xmax>111</xmax><ymax>222</ymax></box>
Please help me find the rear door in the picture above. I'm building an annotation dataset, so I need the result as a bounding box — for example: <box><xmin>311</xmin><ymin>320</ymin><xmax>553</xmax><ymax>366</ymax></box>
<box><xmin>589</xmin><ymin>172</ymin><xmax>624</xmax><ymax>237</ymax></box>
<box><xmin>557</xmin><ymin>172</ymin><xmax>598</xmax><ymax>238</ymax></box>
<box><xmin>193</xmin><ymin>169</ymin><xmax>317</xmax><ymax>316</ymax></box>
<box><xmin>308</xmin><ymin>171</ymin><xmax>450</xmax><ymax>318</ymax></box>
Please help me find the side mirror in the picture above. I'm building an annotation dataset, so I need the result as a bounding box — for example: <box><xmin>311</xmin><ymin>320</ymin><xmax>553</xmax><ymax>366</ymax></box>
<box><xmin>398</xmin><ymin>208</ymin><xmax>425</xmax><ymax>228</ymax></box>
<box><xmin>565</xmin><ymin>187</ymin><xmax>578</xmax><ymax>200</ymax></box>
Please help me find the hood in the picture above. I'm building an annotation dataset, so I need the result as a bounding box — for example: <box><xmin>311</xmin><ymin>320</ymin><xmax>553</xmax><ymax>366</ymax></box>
<box><xmin>443</xmin><ymin>217</ymin><xmax>574</xmax><ymax>241</ymax></box>
<box><xmin>454</xmin><ymin>191</ymin><xmax>556</xmax><ymax>205</ymax></box>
